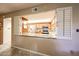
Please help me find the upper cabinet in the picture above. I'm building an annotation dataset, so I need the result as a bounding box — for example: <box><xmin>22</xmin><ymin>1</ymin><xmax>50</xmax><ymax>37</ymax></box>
<box><xmin>56</xmin><ymin>7</ymin><xmax>72</xmax><ymax>40</ymax></box>
<box><xmin>22</xmin><ymin>17</ymin><xmax>28</xmax><ymax>33</ymax></box>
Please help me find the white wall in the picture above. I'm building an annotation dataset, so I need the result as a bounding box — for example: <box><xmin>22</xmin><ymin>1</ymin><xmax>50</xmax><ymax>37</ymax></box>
<box><xmin>72</xmin><ymin>6</ymin><xmax>79</xmax><ymax>51</ymax></box>
<box><xmin>13</xmin><ymin>16</ymin><xmax>22</xmax><ymax>35</ymax></box>
<box><xmin>23</xmin><ymin>10</ymin><xmax>55</xmax><ymax>19</ymax></box>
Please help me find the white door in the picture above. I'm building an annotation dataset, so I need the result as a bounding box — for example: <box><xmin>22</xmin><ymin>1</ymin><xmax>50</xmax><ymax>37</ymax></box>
<box><xmin>3</xmin><ymin>18</ymin><xmax>12</xmax><ymax>48</ymax></box>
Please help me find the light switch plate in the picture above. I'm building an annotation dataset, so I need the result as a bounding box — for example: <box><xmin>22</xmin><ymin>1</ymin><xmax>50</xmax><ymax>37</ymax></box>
<box><xmin>76</xmin><ymin>29</ymin><xmax>79</xmax><ymax>32</ymax></box>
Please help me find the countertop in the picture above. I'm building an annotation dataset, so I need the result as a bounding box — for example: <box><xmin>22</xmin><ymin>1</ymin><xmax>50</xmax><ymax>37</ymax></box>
<box><xmin>16</xmin><ymin>33</ymin><xmax>56</xmax><ymax>39</ymax></box>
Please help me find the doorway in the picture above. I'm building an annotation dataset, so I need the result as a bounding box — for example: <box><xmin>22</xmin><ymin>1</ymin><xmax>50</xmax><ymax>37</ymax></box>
<box><xmin>0</xmin><ymin>17</ymin><xmax>12</xmax><ymax>52</ymax></box>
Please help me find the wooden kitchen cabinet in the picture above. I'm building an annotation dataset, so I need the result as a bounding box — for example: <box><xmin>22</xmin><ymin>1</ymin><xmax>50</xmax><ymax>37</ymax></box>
<box><xmin>36</xmin><ymin>23</ymin><xmax>51</xmax><ymax>34</ymax></box>
<box><xmin>22</xmin><ymin>17</ymin><xmax>28</xmax><ymax>33</ymax></box>
<box><xmin>0</xmin><ymin>16</ymin><xmax>3</xmax><ymax>44</ymax></box>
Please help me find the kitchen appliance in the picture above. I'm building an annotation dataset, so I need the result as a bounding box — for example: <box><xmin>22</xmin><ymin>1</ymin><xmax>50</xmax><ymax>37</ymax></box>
<box><xmin>42</xmin><ymin>26</ymin><xmax>49</xmax><ymax>34</ymax></box>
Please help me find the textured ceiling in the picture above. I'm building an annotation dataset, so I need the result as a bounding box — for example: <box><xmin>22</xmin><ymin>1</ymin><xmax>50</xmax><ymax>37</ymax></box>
<box><xmin>0</xmin><ymin>3</ymin><xmax>41</xmax><ymax>14</ymax></box>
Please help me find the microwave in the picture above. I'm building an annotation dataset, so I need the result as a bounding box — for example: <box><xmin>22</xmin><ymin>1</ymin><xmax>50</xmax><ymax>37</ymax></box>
<box><xmin>42</xmin><ymin>26</ymin><xmax>49</xmax><ymax>34</ymax></box>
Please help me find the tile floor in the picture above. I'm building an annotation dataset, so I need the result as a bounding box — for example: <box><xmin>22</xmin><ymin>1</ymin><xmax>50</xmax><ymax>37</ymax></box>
<box><xmin>0</xmin><ymin>47</ymin><xmax>42</xmax><ymax>56</ymax></box>
<box><xmin>0</xmin><ymin>47</ymin><xmax>79</xmax><ymax>56</ymax></box>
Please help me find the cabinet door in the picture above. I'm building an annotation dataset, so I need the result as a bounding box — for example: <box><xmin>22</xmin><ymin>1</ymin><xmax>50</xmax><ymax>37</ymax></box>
<box><xmin>64</xmin><ymin>7</ymin><xmax>72</xmax><ymax>37</ymax></box>
<box><xmin>56</xmin><ymin>7</ymin><xmax>72</xmax><ymax>39</ymax></box>
<box><xmin>0</xmin><ymin>16</ymin><xmax>3</xmax><ymax>44</ymax></box>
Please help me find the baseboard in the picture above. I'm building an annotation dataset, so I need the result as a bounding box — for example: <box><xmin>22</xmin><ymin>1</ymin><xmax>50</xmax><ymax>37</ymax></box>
<box><xmin>12</xmin><ymin>46</ymin><xmax>49</xmax><ymax>56</ymax></box>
